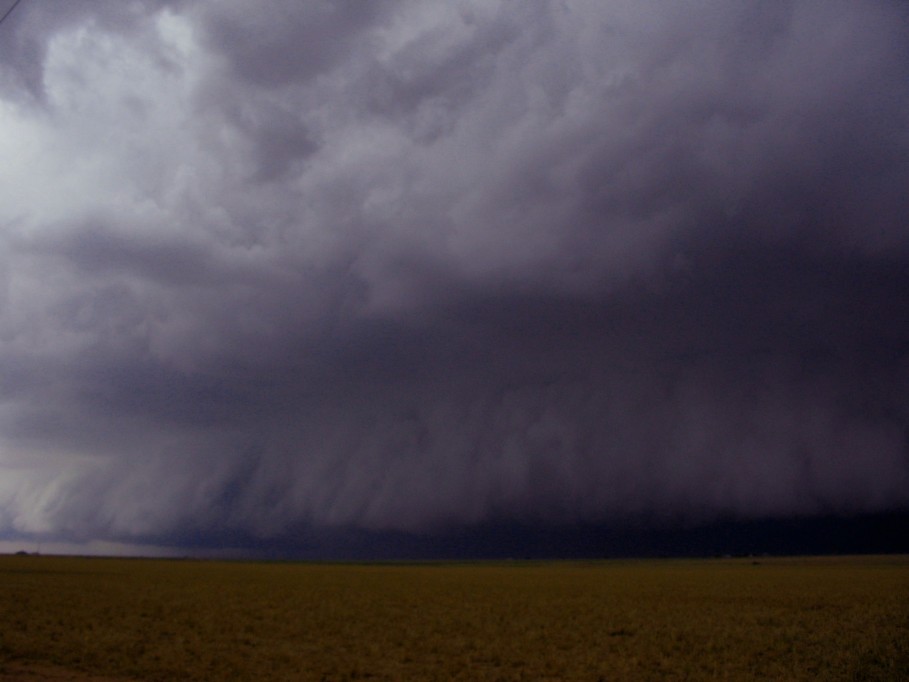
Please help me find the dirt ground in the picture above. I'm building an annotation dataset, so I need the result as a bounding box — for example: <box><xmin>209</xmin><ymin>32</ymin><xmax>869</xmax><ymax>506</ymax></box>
<box><xmin>0</xmin><ymin>663</ymin><xmax>136</xmax><ymax>682</ymax></box>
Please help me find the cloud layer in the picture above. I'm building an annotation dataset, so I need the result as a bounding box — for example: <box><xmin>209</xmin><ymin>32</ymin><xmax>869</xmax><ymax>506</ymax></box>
<box><xmin>1</xmin><ymin>0</ymin><xmax>907</xmax><ymax>551</ymax></box>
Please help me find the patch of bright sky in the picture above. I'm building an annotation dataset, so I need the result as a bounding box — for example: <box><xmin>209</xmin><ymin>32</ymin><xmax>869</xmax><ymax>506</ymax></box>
<box><xmin>0</xmin><ymin>538</ymin><xmax>188</xmax><ymax>558</ymax></box>
<box><xmin>0</xmin><ymin>9</ymin><xmax>207</xmax><ymax>230</ymax></box>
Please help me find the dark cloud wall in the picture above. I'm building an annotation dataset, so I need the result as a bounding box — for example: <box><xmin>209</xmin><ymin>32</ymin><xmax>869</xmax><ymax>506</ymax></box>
<box><xmin>0</xmin><ymin>0</ymin><xmax>907</xmax><ymax>553</ymax></box>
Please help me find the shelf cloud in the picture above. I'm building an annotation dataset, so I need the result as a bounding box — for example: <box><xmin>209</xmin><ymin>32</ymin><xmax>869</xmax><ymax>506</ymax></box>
<box><xmin>1</xmin><ymin>0</ymin><xmax>907</xmax><ymax>554</ymax></box>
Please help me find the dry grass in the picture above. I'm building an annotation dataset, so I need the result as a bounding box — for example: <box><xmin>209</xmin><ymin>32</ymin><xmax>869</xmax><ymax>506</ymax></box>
<box><xmin>0</xmin><ymin>554</ymin><xmax>907</xmax><ymax>680</ymax></box>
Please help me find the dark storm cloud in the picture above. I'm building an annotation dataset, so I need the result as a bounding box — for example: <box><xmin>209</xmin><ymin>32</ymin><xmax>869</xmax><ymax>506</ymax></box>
<box><xmin>0</xmin><ymin>0</ymin><xmax>907</xmax><ymax>552</ymax></box>
<box><xmin>196</xmin><ymin>0</ymin><xmax>396</xmax><ymax>88</ymax></box>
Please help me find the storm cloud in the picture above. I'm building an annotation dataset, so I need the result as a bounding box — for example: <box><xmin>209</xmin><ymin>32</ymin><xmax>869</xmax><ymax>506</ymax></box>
<box><xmin>1</xmin><ymin>0</ymin><xmax>907</xmax><ymax>555</ymax></box>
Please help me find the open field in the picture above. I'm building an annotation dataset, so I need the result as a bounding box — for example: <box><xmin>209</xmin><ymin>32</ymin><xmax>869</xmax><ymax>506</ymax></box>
<box><xmin>0</xmin><ymin>555</ymin><xmax>906</xmax><ymax>681</ymax></box>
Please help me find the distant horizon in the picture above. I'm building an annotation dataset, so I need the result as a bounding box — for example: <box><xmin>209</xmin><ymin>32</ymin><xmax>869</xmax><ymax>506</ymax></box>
<box><xmin>3</xmin><ymin>510</ymin><xmax>907</xmax><ymax>562</ymax></box>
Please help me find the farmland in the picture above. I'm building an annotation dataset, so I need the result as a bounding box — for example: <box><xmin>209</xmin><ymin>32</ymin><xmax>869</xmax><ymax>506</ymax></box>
<box><xmin>0</xmin><ymin>554</ymin><xmax>907</xmax><ymax>681</ymax></box>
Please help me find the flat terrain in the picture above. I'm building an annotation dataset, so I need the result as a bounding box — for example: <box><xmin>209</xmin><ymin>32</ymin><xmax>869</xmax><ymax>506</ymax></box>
<box><xmin>0</xmin><ymin>660</ymin><xmax>135</xmax><ymax>681</ymax></box>
<box><xmin>0</xmin><ymin>555</ymin><xmax>906</xmax><ymax>680</ymax></box>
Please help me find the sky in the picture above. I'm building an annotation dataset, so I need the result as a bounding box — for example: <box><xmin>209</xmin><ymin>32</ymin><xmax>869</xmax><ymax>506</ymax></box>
<box><xmin>0</xmin><ymin>0</ymin><xmax>907</xmax><ymax>559</ymax></box>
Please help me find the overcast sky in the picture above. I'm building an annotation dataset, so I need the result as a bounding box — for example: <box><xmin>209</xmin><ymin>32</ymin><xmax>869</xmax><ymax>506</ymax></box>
<box><xmin>1</xmin><ymin>0</ymin><xmax>907</xmax><ymax>556</ymax></box>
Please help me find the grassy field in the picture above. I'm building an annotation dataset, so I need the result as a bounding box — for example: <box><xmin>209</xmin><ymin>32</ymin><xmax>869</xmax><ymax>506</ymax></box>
<box><xmin>0</xmin><ymin>554</ymin><xmax>906</xmax><ymax>681</ymax></box>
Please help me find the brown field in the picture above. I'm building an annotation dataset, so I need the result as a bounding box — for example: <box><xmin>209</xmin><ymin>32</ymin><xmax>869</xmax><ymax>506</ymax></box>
<box><xmin>0</xmin><ymin>554</ymin><xmax>906</xmax><ymax>681</ymax></box>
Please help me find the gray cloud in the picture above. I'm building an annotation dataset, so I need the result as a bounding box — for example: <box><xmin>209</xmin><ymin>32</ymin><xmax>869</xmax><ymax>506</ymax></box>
<box><xmin>0</xmin><ymin>0</ymin><xmax>907</xmax><ymax>552</ymax></box>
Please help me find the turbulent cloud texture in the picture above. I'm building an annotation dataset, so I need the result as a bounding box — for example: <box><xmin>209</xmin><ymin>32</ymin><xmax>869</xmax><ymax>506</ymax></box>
<box><xmin>1</xmin><ymin>0</ymin><xmax>907</xmax><ymax>553</ymax></box>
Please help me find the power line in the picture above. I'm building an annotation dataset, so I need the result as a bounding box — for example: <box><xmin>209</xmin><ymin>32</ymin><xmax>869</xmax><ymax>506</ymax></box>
<box><xmin>0</xmin><ymin>0</ymin><xmax>25</xmax><ymax>30</ymax></box>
